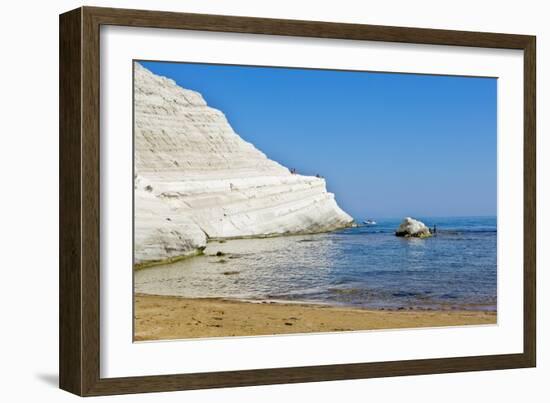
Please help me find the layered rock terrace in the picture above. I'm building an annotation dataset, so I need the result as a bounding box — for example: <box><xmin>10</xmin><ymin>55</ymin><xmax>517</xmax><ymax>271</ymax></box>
<box><xmin>134</xmin><ymin>63</ymin><xmax>354</xmax><ymax>265</ymax></box>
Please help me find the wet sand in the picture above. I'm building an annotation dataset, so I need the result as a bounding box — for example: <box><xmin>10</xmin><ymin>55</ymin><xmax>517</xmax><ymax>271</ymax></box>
<box><xmin>134</xmin><ymin>293</ymin><xmax>497</xmax><ymax>341</ymax></box>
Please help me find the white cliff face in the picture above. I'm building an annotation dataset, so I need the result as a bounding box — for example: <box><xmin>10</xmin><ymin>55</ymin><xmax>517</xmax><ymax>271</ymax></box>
<box><xmin>134</xmin><ymin>63</ymin><xmax>354</xmax><ymax>265</ymax></box>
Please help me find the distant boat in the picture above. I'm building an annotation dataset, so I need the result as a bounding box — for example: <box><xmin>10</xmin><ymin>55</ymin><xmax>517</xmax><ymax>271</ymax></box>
<box><xmin>363</xmin><ymin>219</ymin><xmax>377</xmax><ymax>225</ymax></box>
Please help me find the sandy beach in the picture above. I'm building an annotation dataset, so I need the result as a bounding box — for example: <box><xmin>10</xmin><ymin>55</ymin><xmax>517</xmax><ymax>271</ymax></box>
<box><xmin>134</xmin><ymin>293</ymin><xmax>496</xmax><ymax>341</ymax></box>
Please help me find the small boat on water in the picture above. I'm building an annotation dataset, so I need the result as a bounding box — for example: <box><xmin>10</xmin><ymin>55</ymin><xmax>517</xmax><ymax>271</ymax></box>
<box><xmin>363</xmin><ymin>219</ymin><xmax>377</xmax><ymax>225</ymax></box>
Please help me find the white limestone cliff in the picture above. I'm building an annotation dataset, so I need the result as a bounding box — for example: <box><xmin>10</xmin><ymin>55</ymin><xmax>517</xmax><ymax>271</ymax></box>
<box><xmin>134</xmin><ymin>63</ymin><xmax>354</xmax><ymax>265</ymax></box>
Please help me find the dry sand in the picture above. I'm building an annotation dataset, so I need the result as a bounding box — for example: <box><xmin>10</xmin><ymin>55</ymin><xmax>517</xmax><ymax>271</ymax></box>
<box><xmin>134</xmin><ymin>293</ymin><xmax>497</xmax><ymax>341</ymax></box>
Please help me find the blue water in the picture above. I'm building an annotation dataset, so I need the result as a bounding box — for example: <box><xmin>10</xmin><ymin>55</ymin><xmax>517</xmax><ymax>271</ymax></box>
<box><xmin>135</xmin><ymin>216</ymin><xmax>497</xmax><ymax>311</ymax></box>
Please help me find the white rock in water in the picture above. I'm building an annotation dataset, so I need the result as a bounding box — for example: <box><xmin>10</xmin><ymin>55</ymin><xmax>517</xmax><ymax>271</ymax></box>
<box><xmin>134</xmin><ymin>63</ymin><xmax>354</xmax><ymax>265</ymax></box>
<box><xmin>395</xmin><ymin>217</ymin><xmax>432</xmax><ymax>238</ymax></box>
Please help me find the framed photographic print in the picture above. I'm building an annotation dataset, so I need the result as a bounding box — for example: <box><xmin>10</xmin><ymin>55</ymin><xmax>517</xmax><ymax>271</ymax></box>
<box><xmin>59</xmin><ymin>6</ymin><xmax>536</xmax><ymax>396</ymax></box>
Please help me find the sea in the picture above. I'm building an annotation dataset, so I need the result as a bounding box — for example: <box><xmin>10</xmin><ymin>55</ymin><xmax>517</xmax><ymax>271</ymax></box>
<box><xmin>134</xmin><ymin>216</ymin><xmax>497</xmax><ymax>312</ymax></box>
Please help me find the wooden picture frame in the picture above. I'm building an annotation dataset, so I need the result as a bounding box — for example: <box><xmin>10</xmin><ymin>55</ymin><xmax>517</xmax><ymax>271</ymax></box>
<box><xmin>59</xmin><ymin>6</ymin><xmax>536</xmax><ymax>396</ymax></box>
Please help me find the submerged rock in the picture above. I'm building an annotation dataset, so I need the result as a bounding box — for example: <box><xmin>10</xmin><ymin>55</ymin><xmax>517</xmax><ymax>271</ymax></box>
<box><xmin>395</xmin><ymin>217</ymin><xmax>432</xmax><ymax>238</ymax></box>
<box><xmin>134</xmin><ymin>63</ymin><xmax>354</xmax><ymax>265</ymax></box>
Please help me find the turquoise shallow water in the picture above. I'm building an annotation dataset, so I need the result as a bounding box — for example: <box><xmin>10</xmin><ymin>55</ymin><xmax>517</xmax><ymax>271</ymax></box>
<box><xmin>134</xmin><ymin>216</ymin><xmax>497</xmax><ymax>311</ymax></box>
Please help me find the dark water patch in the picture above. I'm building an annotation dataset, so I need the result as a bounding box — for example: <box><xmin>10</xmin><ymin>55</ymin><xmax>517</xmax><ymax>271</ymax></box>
<box><xmin>392</xmin><ymin>291</ymin><xmax>419</xmax><ymax>298</ymax></box>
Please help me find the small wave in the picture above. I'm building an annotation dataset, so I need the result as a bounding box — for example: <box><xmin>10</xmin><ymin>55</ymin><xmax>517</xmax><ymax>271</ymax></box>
<box><xmin>392</xmin><ymin>291</ymin><xmax>419</xmax><ymax>298</ymax></box>
<box><xmin>440</xmin><ymin>293</ymin><xmax>459</xmax><ymax>299</ymax></box>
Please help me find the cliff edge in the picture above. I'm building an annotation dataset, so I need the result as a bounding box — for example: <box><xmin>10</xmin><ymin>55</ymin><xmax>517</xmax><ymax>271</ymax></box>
<box><xmin>134</xmin><ymin>63</ymin><xmax>354</xmax><ymax>265</ymax></box>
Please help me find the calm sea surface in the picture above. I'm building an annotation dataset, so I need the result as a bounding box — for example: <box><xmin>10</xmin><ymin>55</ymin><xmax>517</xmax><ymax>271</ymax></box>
<box><xmin>134</xmin><ymin>217</ymin><xmax>497</xmax><ymax>311</ymax></box>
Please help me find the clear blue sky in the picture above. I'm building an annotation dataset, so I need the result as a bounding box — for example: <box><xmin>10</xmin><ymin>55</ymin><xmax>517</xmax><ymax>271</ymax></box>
<box><xmin>139</xmin><ymin>61</ymin><xmax>497</xmax><ymax>219</ymax></box>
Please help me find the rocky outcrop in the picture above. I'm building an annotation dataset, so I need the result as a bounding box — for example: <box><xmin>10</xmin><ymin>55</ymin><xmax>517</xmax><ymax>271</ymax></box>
<box><xmin>134</xmin><ymin>63</ymin><xmax>354</xmax><ymax>265</ymax></box>
<box><xmin>395</xmin><ymin>217</ymin><xmax>432</xmax><ymax>238</ymax></box>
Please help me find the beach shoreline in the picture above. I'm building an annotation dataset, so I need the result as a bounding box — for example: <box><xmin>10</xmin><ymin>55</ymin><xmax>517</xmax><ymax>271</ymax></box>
<box><xmin>134</xmin><ymin>293</ymin><xmax>497</xmax><ymax>341</ymax></box>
